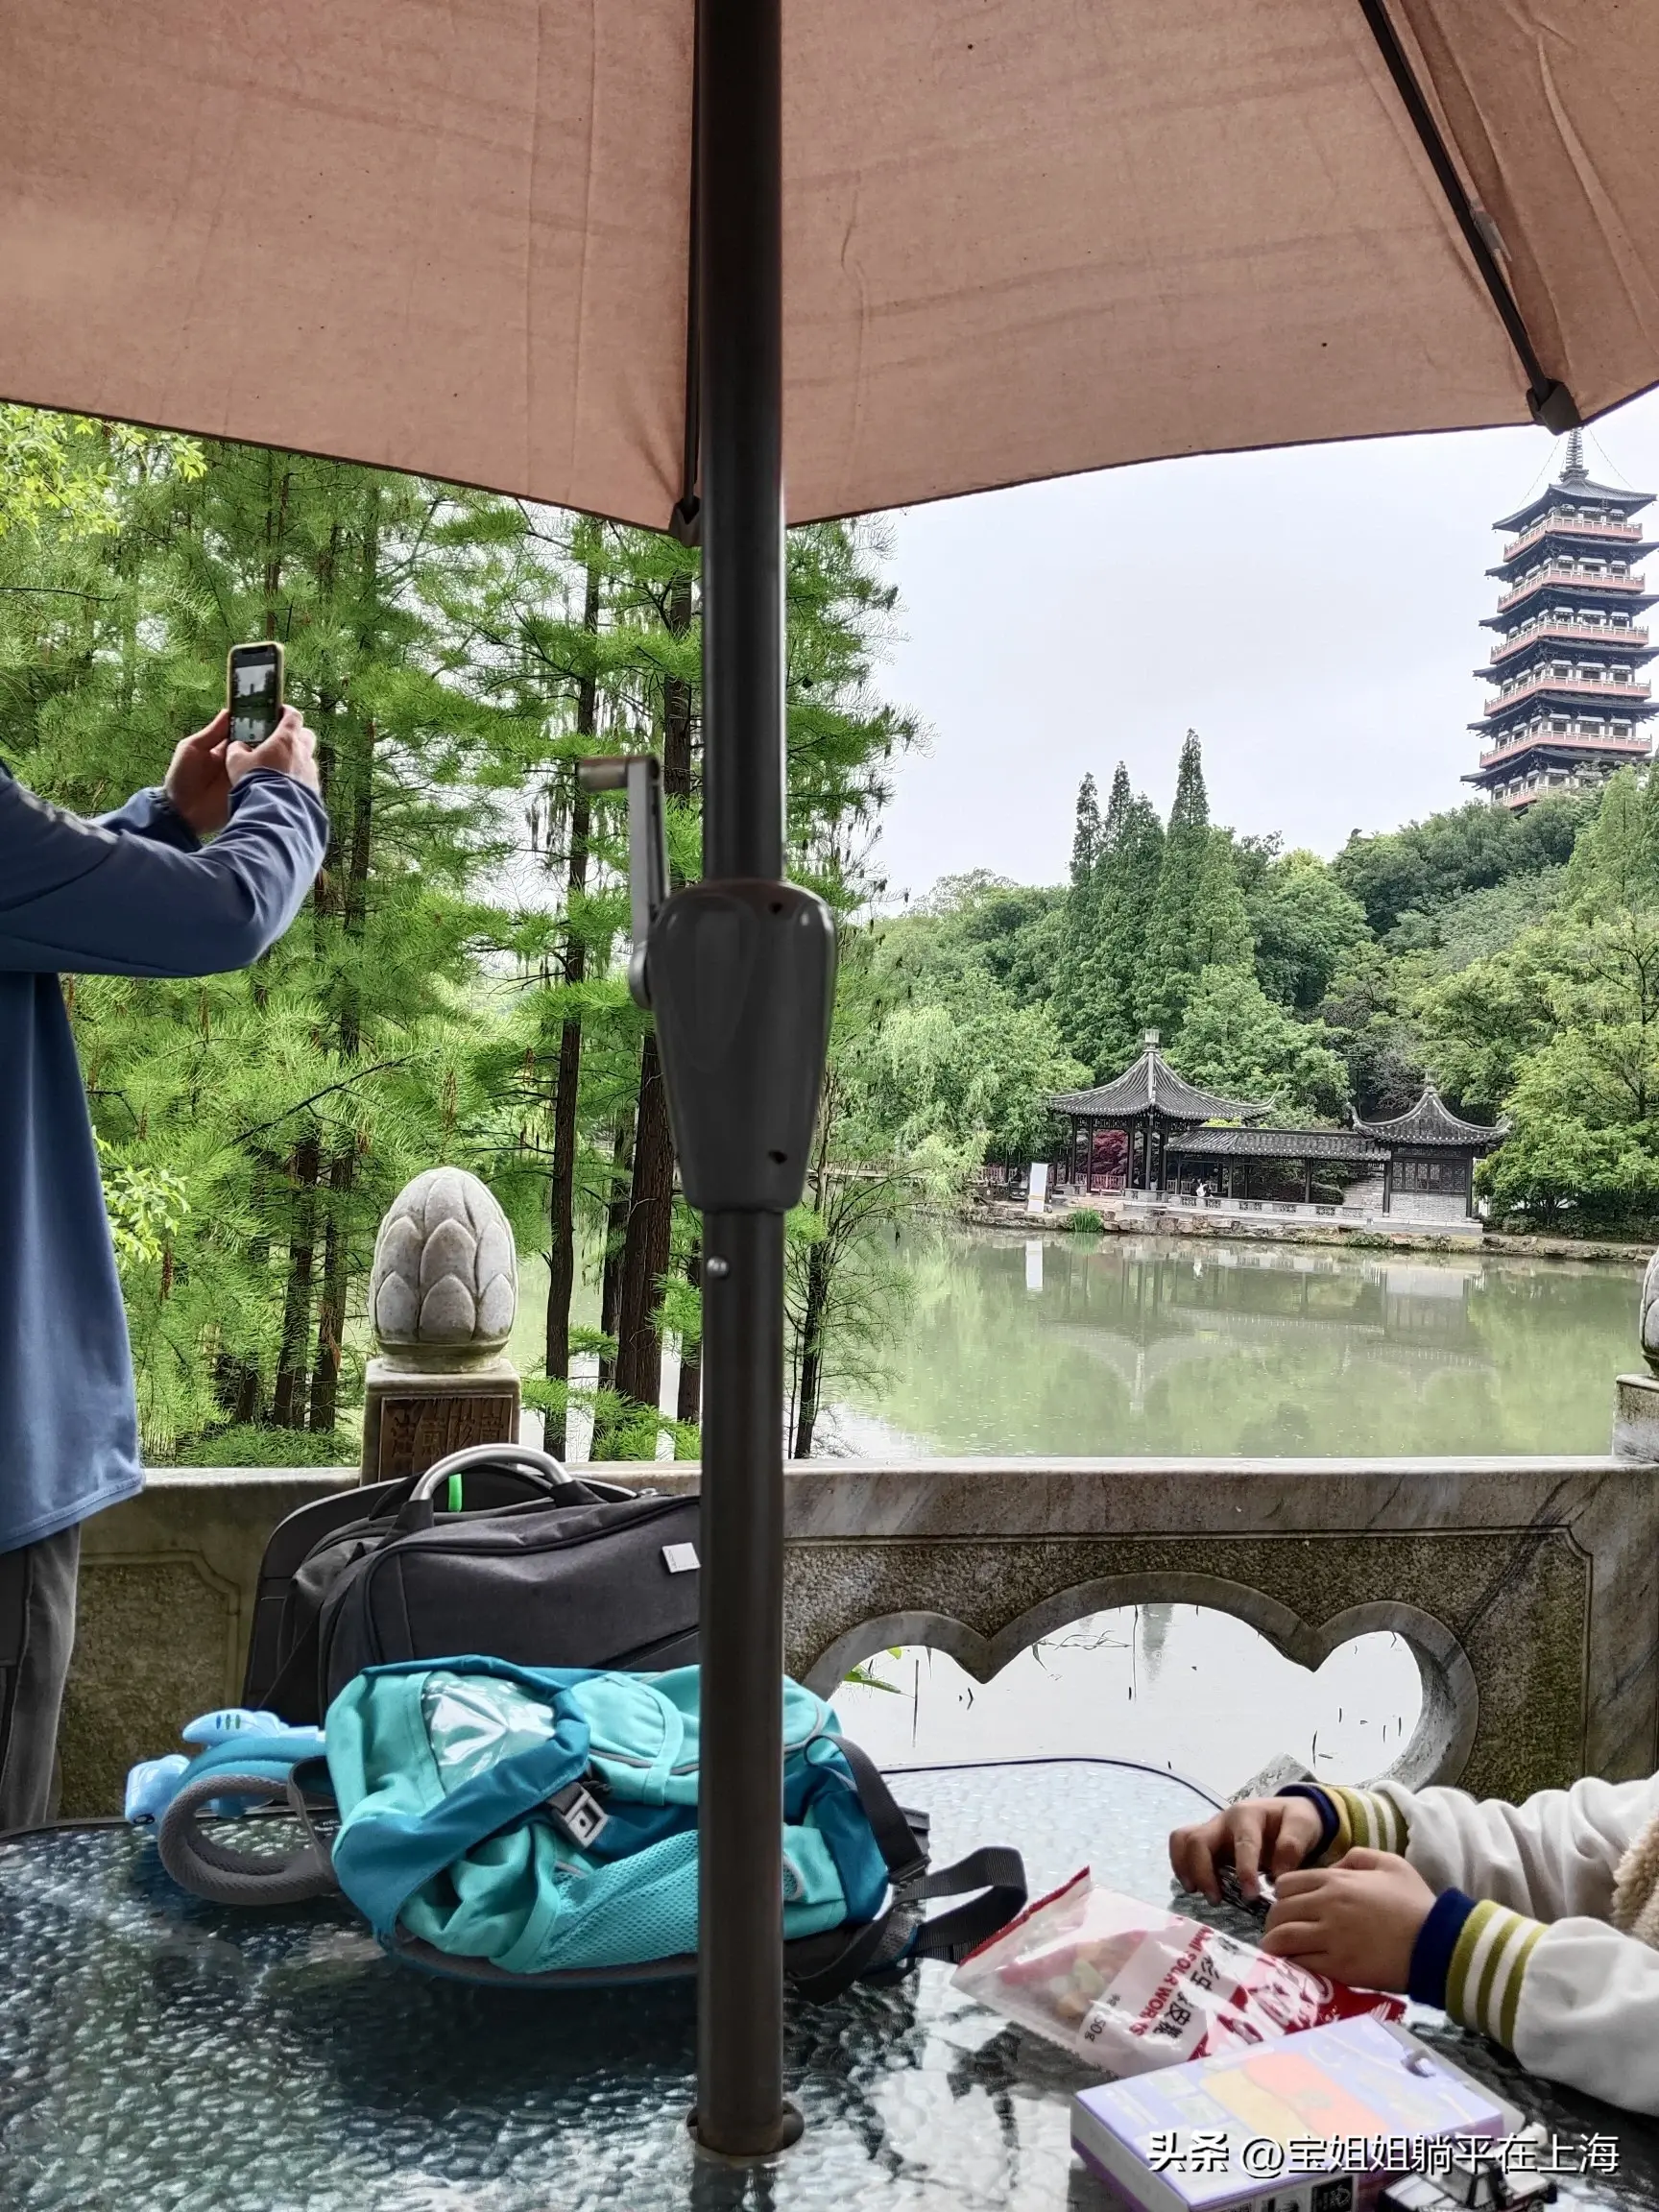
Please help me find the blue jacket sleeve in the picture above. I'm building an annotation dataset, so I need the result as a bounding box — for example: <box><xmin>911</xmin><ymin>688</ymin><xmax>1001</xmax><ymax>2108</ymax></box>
<box><xmin>0</xmin><ymin>768</ymin><xmax>328</xmax><ymax>977</ymax></box>
<box><xmin>94</xmin><ymin>785</ymin><xmax>204</xmax><ymax>854</ymax></box>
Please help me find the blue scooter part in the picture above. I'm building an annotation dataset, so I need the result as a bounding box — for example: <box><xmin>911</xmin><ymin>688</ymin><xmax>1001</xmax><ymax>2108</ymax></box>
<box><xmin>124</xmin><ymin>1710</ymin><xmax>326</xmax><ymax>1825</ymax></box>
<box><xmin>180</xmin><ymin>1707</ymin><xmax>289</xmax><ymax>1748</ymax></box>
<box><xmin>124</xmin><ymin>1755</ymin><xmax>190</xmax><ymax>1824</ymax></box>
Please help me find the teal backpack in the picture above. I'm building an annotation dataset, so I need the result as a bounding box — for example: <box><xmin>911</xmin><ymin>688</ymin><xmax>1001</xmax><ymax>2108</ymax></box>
<box><xmin>145</xmin><ymin>1658</ymin><xmax>1026</xmax><ymax>1998</ymax></box>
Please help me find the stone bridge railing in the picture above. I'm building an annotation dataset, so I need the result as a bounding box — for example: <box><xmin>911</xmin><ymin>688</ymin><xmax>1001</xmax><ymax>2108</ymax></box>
<box><xmin>61</xmin><ymin>1441</ymin><xmax>1659</xmax><ymax>1817</ymax></box>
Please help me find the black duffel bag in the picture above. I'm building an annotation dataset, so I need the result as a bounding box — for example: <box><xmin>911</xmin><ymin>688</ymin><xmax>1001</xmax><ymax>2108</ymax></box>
<box><xmin>242</xmin><ymin>1444</ymin><xmax>700</xmax><ymax>1724</ymax></box>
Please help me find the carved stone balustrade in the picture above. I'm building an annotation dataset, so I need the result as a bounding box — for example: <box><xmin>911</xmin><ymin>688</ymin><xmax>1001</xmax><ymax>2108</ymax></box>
<box><xmin>61</xmin><ymin>1449</ymin><xmax>1659</xmax><ymax>1816</ymax></box>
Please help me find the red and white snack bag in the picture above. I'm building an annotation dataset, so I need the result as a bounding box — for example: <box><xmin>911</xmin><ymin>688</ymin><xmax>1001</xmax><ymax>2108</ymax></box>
<box><xmin>951</xmin><ymin>1869</ymin><xmax>1404</xmax><ymax>2077</ymax></box>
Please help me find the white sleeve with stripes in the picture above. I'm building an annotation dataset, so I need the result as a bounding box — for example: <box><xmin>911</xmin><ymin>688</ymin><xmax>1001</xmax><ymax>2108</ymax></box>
<box><xmin>1381</xmin><ymin>1772</ymin><xmax>1659</xmax><ymax>1922</ymax></box>
<box><xmin>1507</xmin><ymin>1914</ymin><xmax>1659</xmax><ymax>2115</ymax></box>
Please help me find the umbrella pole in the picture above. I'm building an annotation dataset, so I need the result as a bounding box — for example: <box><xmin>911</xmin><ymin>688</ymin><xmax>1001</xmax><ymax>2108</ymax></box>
<box><xmin>691</xmin><ymin>0</ymin><xmax>802</xmax><ymax>2162</ymax></box>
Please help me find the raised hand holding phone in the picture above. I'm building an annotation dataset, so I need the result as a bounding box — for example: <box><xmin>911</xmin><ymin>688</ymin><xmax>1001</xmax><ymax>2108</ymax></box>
<box><xmin>228</xmin><ymin>706</ymin><xmax>320</xmax><ymax>796</ymax></box>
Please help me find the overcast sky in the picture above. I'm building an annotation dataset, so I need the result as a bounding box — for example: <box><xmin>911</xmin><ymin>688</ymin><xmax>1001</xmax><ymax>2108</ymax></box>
<box><xmin>870</xmin><ymin>387</ymin><xmax>1659</xmax><ymax>903</ymax></box>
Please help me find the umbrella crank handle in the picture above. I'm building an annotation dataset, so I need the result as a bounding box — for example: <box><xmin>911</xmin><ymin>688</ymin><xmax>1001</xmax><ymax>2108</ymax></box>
<box><xmin>578</xmin><ymin>756</ymin><xmax>669</xmax><ymax>1009</ymax></box>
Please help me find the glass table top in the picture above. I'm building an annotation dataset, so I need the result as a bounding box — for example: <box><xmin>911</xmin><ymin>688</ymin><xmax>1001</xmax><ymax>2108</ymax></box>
<box><xmin>1</xmin><ymin>1758</ymin><xmax>1654</xmax><ymax>2212</ymax></box>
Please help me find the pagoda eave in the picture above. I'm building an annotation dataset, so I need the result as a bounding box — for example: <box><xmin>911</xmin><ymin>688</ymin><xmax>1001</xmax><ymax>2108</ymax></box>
<box><xmin>1472</xmin><ymin>695</ymin><xmax>1656</xmax><ymax>729</ymax></box>
<box><xmin>1493</xmin><ymin>480</ymin><xmax>1655</xmax><ymax>533</ymax></box>
<box><xmin>1467</xmin><ymin>738</ymin><xmax>1652</xmax><ymax>781</ymax></box>
<box><xmin>1487</xmin><ymin>543</ymin><xmax>1657</xmax><ymax>581</ymax></box>
<box><xmin>1477</xmin><ymin>656</ymin><xmax>1659</xmax><ymax>682</ymax></box>
<box><xmin>1478</xmin><ymin>640</ymin><xmax>1658</xmax><ymax>671</ymax></box>
<box><xmin>1482</xmin><ymin>594</ymin><xmax>1658</xmax><ymax>627</ymax></box>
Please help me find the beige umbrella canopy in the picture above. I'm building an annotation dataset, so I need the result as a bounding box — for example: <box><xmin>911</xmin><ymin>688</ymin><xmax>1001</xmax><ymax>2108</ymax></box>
<box><xmin>6</xmin><ymin>0</ymin><xmax>1659</xmax><ymax>529</ymax></box>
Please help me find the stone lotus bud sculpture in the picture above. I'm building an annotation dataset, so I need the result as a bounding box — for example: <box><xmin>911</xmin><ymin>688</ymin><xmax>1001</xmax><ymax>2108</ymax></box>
<box><xmin>1643</xmin><ymin>1248</ymin><xmax>1659</xmax><ymax>1379</ymax></box>
<box><xmin>369</xmin><ymin>1167</ymin><xmax>517</xmax><ymax>1370</ymax></box>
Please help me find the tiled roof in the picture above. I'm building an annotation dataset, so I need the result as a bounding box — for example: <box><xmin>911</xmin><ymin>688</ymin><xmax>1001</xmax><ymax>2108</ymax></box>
<box><xmin>1354</xmin><ymin>1084</ymin><xmax>1508</xmax><ymax>1150</ymax></box>
<box><xmin>1050</xmin><ymin>1040</ymin><xmax>1271</xmax><ymax>1124</ymax></box>
<box><xmin>1164</xmin><ymin>1126</ymin><xmax>1385</xmax><ymax>1161</ymax></box>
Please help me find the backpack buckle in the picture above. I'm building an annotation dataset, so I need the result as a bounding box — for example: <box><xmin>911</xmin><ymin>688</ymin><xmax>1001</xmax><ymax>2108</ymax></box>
<box><xmin>547</xmin><ymin>1779</ymin><xmax>610</xmax><ymax>1848</ymax></box>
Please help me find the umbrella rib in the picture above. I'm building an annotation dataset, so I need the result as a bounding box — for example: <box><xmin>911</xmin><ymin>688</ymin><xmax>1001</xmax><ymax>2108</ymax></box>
<box><xmin>672</xmin><ymin>0</ymin><xmax>704</xmax><ymax>545</ymax></box>
<box><xmin>1355</xmin><ymin>0</ymin><xmax>1579</xmax><ymax>432</ymax></box>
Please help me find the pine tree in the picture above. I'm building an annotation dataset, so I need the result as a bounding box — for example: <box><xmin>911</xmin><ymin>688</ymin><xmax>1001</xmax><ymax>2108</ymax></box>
<box><xmin>1069</xmin><ymin>774</ymin><xmax>1101</xmax><ymax>903</ymax></box>
<box><xmin>1051</xmin><ymin>773</ymin><xmax>1105</xmax><ymax>1062</ymax></box>
<box><xmin>1139</xmin><ymin>731</ymin><xmax>1252</xmax><ymax>1038</ymax></box>
<box><xmin>1079</xmin><ymin>766</ymin><xmax>1166</xmax><ymax>1074</ymax></box>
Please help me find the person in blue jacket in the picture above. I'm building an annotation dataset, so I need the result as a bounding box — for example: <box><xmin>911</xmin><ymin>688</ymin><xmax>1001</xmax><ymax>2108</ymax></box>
<box><xmin>0</xmin><ymin>704</ymin><xmax>328</xmax><ymax>1830</ymax></box>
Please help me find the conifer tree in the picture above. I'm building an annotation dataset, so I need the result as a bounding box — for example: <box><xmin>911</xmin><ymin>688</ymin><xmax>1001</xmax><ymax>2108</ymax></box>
<box><xmin>1069</xmin><ymin>774</ymin><xmax>1101</xmax><ymax>903</ymax></box>
<box><xmin>1051</xmin><ymin>773</ymin><xmax>1104</xmax><ymax>1062</ymax></box>
<box><xmin>1139</xmin><ymin>731</ymin><xmax>1252</xmax><ymax>1039</ymax></box>
<box><xmin>1079</xmin><ymin>766</ymin><xmax>1165</xmax><ymax>1074</ymax></box>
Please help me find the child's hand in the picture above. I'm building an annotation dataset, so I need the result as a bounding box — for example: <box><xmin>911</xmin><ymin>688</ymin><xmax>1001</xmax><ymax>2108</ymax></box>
<box><xmin>1170</xmin><ymin>1795</ymin><xmax>1327</xmax><ymax>1903</ymax></box>
<box><xmin>1261</xmin><ymin>1848</ymin><xmax>1436</xmax><ymax>1991</ymax></box>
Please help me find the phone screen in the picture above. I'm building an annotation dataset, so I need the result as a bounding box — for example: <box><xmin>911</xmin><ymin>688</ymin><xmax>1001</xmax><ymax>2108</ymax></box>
<box><xmin>229</xmin><ymin>649</ymin><xmax>281</xmax><ymax>748</ymax></box>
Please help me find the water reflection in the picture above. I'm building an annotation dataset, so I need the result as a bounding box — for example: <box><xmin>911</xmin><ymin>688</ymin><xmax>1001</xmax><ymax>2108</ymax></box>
<box><xmin>830</xmin><ymin>1227</ymin><xmax>1637</xmax><ymax>1456</ymax></box>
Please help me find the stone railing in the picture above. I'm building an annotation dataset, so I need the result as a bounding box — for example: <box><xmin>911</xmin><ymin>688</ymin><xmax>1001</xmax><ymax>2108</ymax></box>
<box><xmin>53</xmin><ymin>1178</ymin><xmax>1659</xmax><ymax>1816</ymax></box>
<box><xmin>61</xmin><ymin>1444</ymin><xmax>1659</xmax><ymax>1817</ymax></box>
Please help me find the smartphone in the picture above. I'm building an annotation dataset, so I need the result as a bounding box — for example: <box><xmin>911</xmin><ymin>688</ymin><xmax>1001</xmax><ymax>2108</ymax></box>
<box><xmin>227</xmin><ymin>641</ymin><xmax>284</xmax><ymax>749</ymax></box>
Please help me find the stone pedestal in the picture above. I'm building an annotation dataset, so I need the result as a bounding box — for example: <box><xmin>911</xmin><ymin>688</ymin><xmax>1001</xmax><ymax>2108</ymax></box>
<box><xmin>1613</xmin><ymin>1372</ymin><xmax>1659</xmax><ymax>1462</ymax></box>
<box><xmin>360</xmin><ymin>1357</ymin><xmax>520</xmax><ymax>1483</ymax></box>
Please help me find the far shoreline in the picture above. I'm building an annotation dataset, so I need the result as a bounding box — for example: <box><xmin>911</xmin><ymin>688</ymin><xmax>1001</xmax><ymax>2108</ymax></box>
<box><xmin>957</xmin><ymin>1194</ymin><xmax>1650</xmax><ymax>1267</ymax></box>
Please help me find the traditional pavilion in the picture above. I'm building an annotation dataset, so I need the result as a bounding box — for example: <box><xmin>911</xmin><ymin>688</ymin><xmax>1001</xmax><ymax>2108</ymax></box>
<box><xmin>1354</xmin><ymin>1083</ymin><xmax>1509</xmax><ymax>1219</ymax></box>
<box><xmin>1049</xmin><ymin>1040</ymin><xmax>1506</xmax><ymax>1218</ymax></box>
<box><xmin>1465</xmin><ymin>430</ymin><xmax>1658</xmax><ymax>811</ymax></box>
<box><xmin>1049</xmin><ymin>1032</ymin><xmax>1271</xmax><ymax>1196</ymax></box>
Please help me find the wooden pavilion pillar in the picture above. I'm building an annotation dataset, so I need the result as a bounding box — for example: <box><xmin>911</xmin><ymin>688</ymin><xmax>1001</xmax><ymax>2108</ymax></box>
<box><xmin>1302</xmin><ymin>1161</ymin><xmax>1311</xmax><ymax>1204</ymax></box>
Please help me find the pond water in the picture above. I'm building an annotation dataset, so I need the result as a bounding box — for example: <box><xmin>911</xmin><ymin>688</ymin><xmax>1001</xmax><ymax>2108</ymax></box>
<box><xmin>511</xmin><ymin>1227</ymin><xmax>1639</xmax><ymax>1795</ymax></box>
<box><xmin>825</xmin><ymin>1226</ymin><xmax>1639</xmax><ymax>1792</ymax></box>
<box><xmin>822</xmin><ymin>1224</ymin><xmax>1639</xmax><ymax>1458</ymax></box>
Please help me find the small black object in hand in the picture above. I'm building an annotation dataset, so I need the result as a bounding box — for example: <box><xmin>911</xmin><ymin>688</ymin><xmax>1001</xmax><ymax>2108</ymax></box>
<box><xmin>1216</xmin><ymin>1867</ymin><xmax>1274</xmax><ymax>1920</ymax></box>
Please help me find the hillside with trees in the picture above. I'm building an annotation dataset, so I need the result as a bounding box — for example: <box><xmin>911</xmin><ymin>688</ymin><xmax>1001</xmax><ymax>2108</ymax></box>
<box><xmin>875</xmin><ymin>732</ymin><xmax>1659</xmax><ymax>1242</ymax></box>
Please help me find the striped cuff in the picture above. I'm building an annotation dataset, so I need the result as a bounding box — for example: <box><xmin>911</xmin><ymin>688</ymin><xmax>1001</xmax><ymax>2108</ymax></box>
<box><xmin>1408</xmin><ymin>1887</ymin><xmax>1477</xmax><ymax>2008</ymax></box>
<box><xmin>1444</xmin><ymin>1899</ymin><xmax>1546</xmax><ymax>2049</ymax></box>
<box><xmin>1314</xmin><ymin>1786</ymin><xmax>1408</xmax><ymax>1863</ymax></box>
<box><xmin>1279</xmin><ymin>1787</ymin><xmax>1340</xmax><ymax>1860</ymax></box>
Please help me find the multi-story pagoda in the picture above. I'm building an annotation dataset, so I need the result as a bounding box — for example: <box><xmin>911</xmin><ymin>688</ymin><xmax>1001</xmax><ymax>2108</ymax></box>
<box><xmin>1465</xmin><ymin>430</ymin><xmax>1658</xmax><ymax>811</ymax></box>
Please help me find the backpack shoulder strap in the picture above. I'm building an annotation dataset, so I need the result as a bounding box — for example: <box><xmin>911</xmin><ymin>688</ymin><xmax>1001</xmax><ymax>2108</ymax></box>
<box><xmin>786</xmin><ymin>1740</ymin><xmax>1026</xmax><ymax>2002</ymax></box>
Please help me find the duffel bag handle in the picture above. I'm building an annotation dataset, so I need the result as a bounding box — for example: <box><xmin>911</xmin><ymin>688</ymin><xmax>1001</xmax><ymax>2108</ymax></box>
<box><xmin>395</xmin><ymin>1444</ymin><xmax>640</xmax><ymax>1532</ymax></box>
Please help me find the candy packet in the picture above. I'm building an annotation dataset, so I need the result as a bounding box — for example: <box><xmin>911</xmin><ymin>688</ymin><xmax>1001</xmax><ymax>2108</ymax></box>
<box><xmin>951</xmin><ymin>1869</ymin><xmax>1404</xmax><ymax>2078</ymax></box>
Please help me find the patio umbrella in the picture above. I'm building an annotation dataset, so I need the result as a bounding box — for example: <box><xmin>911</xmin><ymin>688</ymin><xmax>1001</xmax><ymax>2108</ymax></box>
<box><xmin>8</xmin><ymin>0</ymin><xmax>1659</xmax><ymax>2163</ymax></box>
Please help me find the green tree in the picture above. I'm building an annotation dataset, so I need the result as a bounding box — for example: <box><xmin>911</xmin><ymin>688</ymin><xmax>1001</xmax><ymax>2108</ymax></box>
<box><xmin>1081</xmin><ymin>774</ymin><xmax>1165</xmax><ymax>1073</ymax></box>
<box><xmin>1172</xmin><ymin>966</ymin><xmax>1350</xmax><ymax>1120</ymax></box>
<box><xmin>1334</xmin><ymin>793</ymin><xmax>1587</xmax><ymax>937</ymax></box>
<box><xmin>1247</xmin><ymin>850</ymin><xmax>1370</xmax><ymax>1011</ymax></box>
<box><xmin>1416</xmin><ymin>780</ymin><xmax>1659</xmax><ymax>1233</ymax></box>
<box><xmin>1465</xmin><ymin>912</ymin><xmax>1659</xmax><ymax>1233</ymax></box>
<box><xmin>1139</xmin><ymin>732</ymin><xmax>1252</xmax><ymax>1037</ymax></box>
<box><xmin>1317</xmin><ymin>939</ymin><xmax>1429</xmax><ymax>1118</ymax></box>
<box><xmin>1566</xmin><ymin>766</ymin><xmax>1659</xmax><ymax>915</ymax></box>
